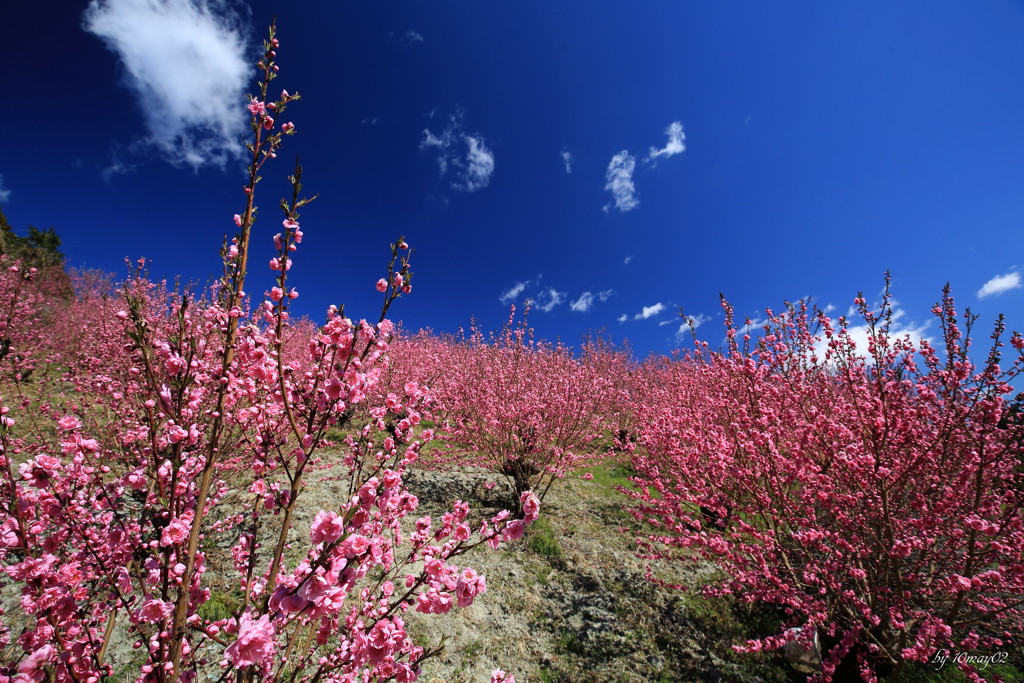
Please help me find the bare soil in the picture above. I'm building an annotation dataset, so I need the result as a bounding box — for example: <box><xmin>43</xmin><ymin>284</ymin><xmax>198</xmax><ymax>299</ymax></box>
<box><xmin>391</xmin><ymin>464</ymin><xmax>795</xmax><ymax>683</ymax></box>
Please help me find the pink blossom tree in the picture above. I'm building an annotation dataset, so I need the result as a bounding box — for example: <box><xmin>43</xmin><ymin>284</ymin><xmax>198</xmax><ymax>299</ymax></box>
<box><xmin>427</xmin><ymin>309</ymin><xmax>615</xmax><ymax>511</ymax></box>
<box><xmin>630</xmin><ymin>281</ymin><xmax>1024</xmax><ymax>682</ymax></box>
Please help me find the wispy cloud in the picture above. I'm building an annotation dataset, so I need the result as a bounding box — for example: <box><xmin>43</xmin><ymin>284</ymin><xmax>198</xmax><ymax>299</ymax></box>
<box><xmin>570</xmin><ymin>292</ymin><xmax>594</xmax><ymax>313</ymax></box>
<box><xmin>676</xmin><ymin>313</ymin><xmax>710</xmax><ymax>339</ymax></box>
<box><xmin>603</xmin><ymin>120</ymin><xmax>686</xmax><ymax>212</ymax></box>
<box><xmin>624</xmin><ymin>255</ymin><xmax>632</xmax><ymax>265</ymax></box>
<box><xmin>603</xmin><ymin>151</ymin><xmax>638</xmax><ymax>213</ymax></box>
<box><xmin>569</xmin><ymin>289</ymin><xmax>613</xmax><ymax>313</ymax></box>
<box><xmin>634</xmin><ymin>302</ymin><xmax>665</xmax><ymax>320</ymax></box>
<box><xmin>361</xmin><ymin>117</ymin><xmax>380</xmax><ymax>126</ymax></box>
<box><xmin>645</xmin><ymin>121</ymin><xmax>686</xmax><ymax>165</ymax></box>
<box><xmin>388</xmin><ymin>30</ymin><xmax>424</xmax><ymax>46</ymax></box>
<box><xmin>617</xmin><ymin>314</ymin><xmax>628</xmax><ymax>323</ymax></box>
<box><xmin>739</xmin><ymin>317</ymin><xmax>768</xmax><ymax>335</ymax></box>
<box><xmin>561</xmin><ymin>149</ymin><xmax>573</xmax><ymax>174</ymax></box>
<box><xmin>977</xmin><ymin>271</ymin><xmax>1021</xmax><ymax>299</ymax></box>
<box><xmin>528</xmin><ymin>288</ymin><xmax>566</xmax><ymax>313</ymax></box>
<box><xmin>83</xmin><ymin>0</ymin><xmax>251</xmax><ymax>170</ymax></box>
<box><xmin>0</xmin><ymin>175</ymin><xmax>10</xmax><ymax>204</ymax></box>
<box><xmin>499</xmin><ymin>279</ymin><xmax>532</xmax><ymax>305</ymax></box>
<box><xmin>421</xmin><ymin>110</ymin><xmax>495</xmax><ymax>192</ymax></box>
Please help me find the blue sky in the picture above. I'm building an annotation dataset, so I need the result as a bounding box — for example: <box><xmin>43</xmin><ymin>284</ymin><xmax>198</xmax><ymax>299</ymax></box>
<box><xmin>3</xmin><ymin>1</ymin><xmax>1023</xmax><ymax>362</ymax></box>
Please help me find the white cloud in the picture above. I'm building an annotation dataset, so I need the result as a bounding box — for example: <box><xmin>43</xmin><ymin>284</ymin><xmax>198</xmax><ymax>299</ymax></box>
<box><xmin>646</xmin><ymin>121</ymin><xmax>686</xmax><ymax>164</ymax></box>
<box><xmin>676</xmin><ymin>313</ymin><xmax>710</xmax><ymax>339</ymax></box>
<box><xmin>421</xmin><ymin>111</ymin><xmax>495</xmax><ymax>192</ymax></box>
<box><xmin>499</xmin><ymin>280</ymin><xmax>530</xmax><ymax>305</ymax></box>
<box><xmin>570</xmin><ymin>289</ymin><xmax>614</xmax><ymax>313</ymax></box>
<box><xmin>561</xmin><ymin>149</ymin><xmax>573</xmax><ymax>174</ymax></box>
<box><xmin>0</xmin><ymin>175</ymin><xmax>10</xmax><ymax>204</ymax></box>
<box><xmin>603</xmin><ymin>120</ymin><xmax>686</xmax><ymax>211</ymax></box>
<box><xmin>781</xmin><ymin>298</ymin><xmax>932</xmax><ymax>363</ymax></box>
<box><xmin>570</xmin><ymin>291</ymin><xmax>594</xmax><ymax>313</ymax></box>
<box><xmin>603</xmin><ymin>151</ymin><xmax>638</xmax><ymax>212</ymax></box>
<box><xmin>463</xmin><ymin>137</ymin><xmax>495</xmax><ymax>192</ymax></box>
<box><xmin>529</xmin><ymin>288</ymin><xmax>565</xmax><ymax>313</ymax></box>
<box><xmin>624</xmin><ymin>255</ymin><xmax>633</xmax><ymax>265</ymax></box>
<box><xmin>977</xmin><ymin>272</ymin><xmax>1021</xmax><ymax>299</ymax></box>
<box><xmin>361</xmin><ymin>117</ymin><xmax>380</xmax><ymax>126</ymax></box>
<box><xmin>83</xmin><ymin>0</ymin><xmax>251</xmax><ymax>170</ymax></box>
<box><xmin>739</xmin><ymin>317</ymin><xmax>767</xmax><ymax>335</ymax></box>
<box><xmin>634</xmin><ymin>302</ymin><xmax>665</xmax><ymax>320</ymax></box>
<box><xmin>617</xmin><ymin>314</ymin><xmax>628</xmax><ymax>323</ymax></box>
<box><xmin>405</xmin><ymin>30</ymin><xmax>424</xmax><ymax>44</ymax></box>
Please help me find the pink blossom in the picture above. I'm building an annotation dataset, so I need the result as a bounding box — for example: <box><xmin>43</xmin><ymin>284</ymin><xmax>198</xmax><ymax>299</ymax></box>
<box><xmin>166</xmin><ymin>424</ymin><xmax>189</xmax><ymax>443</ymax></box>
<box><xmin>342</xmin><ymin>534</ymin><xmax>370</xmax><ymax>557</ymax></box>
<box><xmin>135</xmin><ymin>596</ymin><xmax>173</xmax><ymax>624</ymax></box>
<box><xmin>491</xmin><ymin>669</ymin><xmax>516</xmax><ymax>683</ymax></box>
<box><xmin>520</xmin><ymin>491</ymin><xmax>540</xmax><ymax>522</ymax></box>
<box><xmin>17</xmin><ymin>644</ymin><xmax>54</xmax><ymax>680</ymax></box>
<box><xmin>502</xmin><ymin>520</ymin><xmax>526</xmax><ymax>541</ymax></box>
<box><xmin>310</xmin><ymin>510</ymin><xmax>345</xmax><ymax>544</ymax></box>
<box><xmin>415</xmin><ymin>587</ymin><xmax>453</xmax><ymax>614</ymax></box>
<box><xmin>455</xmin><ymin>567</ymin><xmax>486</xmax><ymax>607</ymax></box>
<box><xmin>161</xmin><ymin>516</ymin><xmax>191</xmax><ymax>546</ymax></box>
<box><xmin>224</xmin><ymin>611</ymin><xmax>276</xmax><ymax>668</ymax></box>
<box><xmin>57</xmin><ymin>415</ymin><xmax>81</xmax><ymax>431</ymax></box>
<box><xmin>20</xmin><ymin>454</ymin><xmax>60</xmax><ymax>488</ymax></box>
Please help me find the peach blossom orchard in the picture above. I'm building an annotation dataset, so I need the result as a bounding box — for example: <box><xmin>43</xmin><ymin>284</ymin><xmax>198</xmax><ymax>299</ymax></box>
<box><xmin>2</xmin><ymin>26</ymin><xmax>1024</xmax><ymax>683</ymax></box>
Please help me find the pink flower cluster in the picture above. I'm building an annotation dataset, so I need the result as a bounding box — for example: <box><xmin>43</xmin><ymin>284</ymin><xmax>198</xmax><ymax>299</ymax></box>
<box><xmin>0</xmin><ymin>24</ymin><xmax>534</xmax><ymax>683</ymax></box>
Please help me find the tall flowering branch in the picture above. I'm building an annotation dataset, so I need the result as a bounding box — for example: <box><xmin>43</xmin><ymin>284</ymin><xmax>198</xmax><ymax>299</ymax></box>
<box><xmin>165</xmin><ymin>24</ymin><xmax>298</xmax><ymax>672</ymax></box>
<box><xmin>0</xmin><ymin>23</ymin><xmax>534</xmax><ymax>683</ymax></box>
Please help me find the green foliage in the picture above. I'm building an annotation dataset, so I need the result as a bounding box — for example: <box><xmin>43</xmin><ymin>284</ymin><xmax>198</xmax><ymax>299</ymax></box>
<box><xmin>0</xmin><ymin>208</ymin><xmax>65</xmax><ymax>270</ymax></box>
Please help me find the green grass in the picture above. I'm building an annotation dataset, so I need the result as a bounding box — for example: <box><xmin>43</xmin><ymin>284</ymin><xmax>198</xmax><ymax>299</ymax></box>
<box><xmin>579</xmin><ymin>460</ymin><xmax>637</xmax><ymax>492</ymax></box>
<box><xmin>197</xmin><ymin>590</ymin><xmax>241</xmax><ymax>622</ymax></box>
<box><xmin>555</xmin><ymin>628</ymin><xmax>581</xmax><ymax>654</ymax></box>
<box><xmin>526</xmin><ymin>516</ymin><xmax>564</xmax><ymax>564</ymax></box>
<box><xmin>898</xmin><ymin>658</ymin><xmax>1024</xmax><ymax>682</ymax></box>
